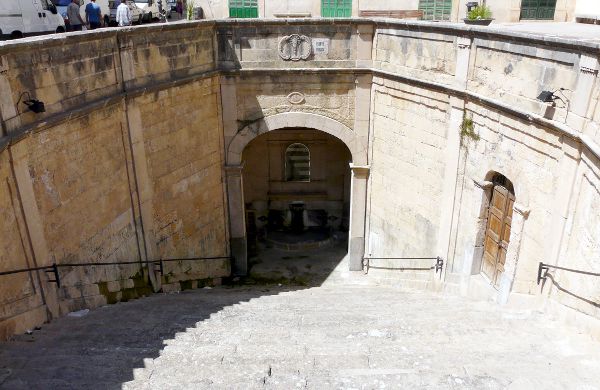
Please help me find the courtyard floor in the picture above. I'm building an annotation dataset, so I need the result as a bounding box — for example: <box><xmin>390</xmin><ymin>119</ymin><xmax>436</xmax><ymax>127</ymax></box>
<box><xmin>1</xmin><ymin>281</ymin><xmax>599</xmax><ymax>389</ymax></box>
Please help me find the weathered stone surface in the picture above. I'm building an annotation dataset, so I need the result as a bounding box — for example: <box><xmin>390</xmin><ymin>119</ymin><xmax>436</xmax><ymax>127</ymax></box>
<box><xmin>0</xmin><ymin>19</ymin><xmax>600</xmax><ymax>342</ymax></box>
<box><xmin>1</xmin><ymin>286</ymin><xmax>599</xmax><ymax>389</ymax></box>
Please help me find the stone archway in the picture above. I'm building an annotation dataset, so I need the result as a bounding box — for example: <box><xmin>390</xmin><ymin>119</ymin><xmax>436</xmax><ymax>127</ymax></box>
<box><xmin>224</xmin><ymin>112</ymin><xmax>369</xmax><ymax>275</ymax></box>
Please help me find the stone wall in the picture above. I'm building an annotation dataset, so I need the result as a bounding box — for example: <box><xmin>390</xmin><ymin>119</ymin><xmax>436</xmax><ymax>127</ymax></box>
<box><xmin>368</xmin><ymin>80</ymin><xmax>449</xmax><ymax>271</ymax></box>
<box><xmin>0</xmin><ymin>23</ymin><xmax>229</xmax><ymax>339</ymax></box>
<box><xmin>0</xmin><ymin>19</ymin><xmax>600</xmax><ymax>340</ymax></box>
<box><xmin>235</xmin><ymin>74</ymin><xmax>356</xmax><ymax>129</ymax></box>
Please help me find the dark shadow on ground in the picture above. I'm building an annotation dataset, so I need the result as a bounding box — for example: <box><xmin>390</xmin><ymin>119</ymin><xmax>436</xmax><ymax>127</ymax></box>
<box><xmin>245</xmin><ymin>237</ymin><xmax>349</xmax><ymax>287</ymax></box>
<box><xmin>0</xmin><ymin>285</ymin><xmax>304</xmax><ymax>390</ymax></box>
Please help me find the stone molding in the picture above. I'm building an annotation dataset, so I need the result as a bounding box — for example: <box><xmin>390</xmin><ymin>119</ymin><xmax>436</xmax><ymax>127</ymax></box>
<box><xmin>224</xmin><ymin>164</ymin><xmax>244</xmax><ymax>176</ymax></box>
<box><xmin>473</xmin><ymin>179</ymin><xmax>494</xmax><ymax>190</ymax></box>
<box><xmin>227</xmin><ymin>112</ymin><xmax>368</xmax><ymax>166</ymax></box>
<box><xmin>456</xmin><ymin>36</ymin><xmax>471</xmax><ymax>50</ymax></box>
<box><xmin>513</xmin><ymin>203</ymin><xmax>530</xmax><ymax>219</ymax></box>
<box><xmin>349</xmin><ymin>164</ymin><xmax>370</xmax><ymax>178</ymax></box>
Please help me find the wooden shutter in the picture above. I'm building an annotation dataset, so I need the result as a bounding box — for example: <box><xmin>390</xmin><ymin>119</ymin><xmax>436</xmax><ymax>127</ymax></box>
<box><xmin>418</xmin><ymin>0</ymin><xmax>452</xmax><ymax>21</ymax></box>
<box><xmin>321</xmin><ymin>0</ymin><xmax>352</xmax><ymax>17</ymax></box>
<box><xmin>229</xmin><ymin>0</ymin><xmax>258</xmax><ymax>18</ymax></box>
<box><xmin>520</xmin><ymin>0</ymin><xmax>556</xmax><ymax>20</ymax></box>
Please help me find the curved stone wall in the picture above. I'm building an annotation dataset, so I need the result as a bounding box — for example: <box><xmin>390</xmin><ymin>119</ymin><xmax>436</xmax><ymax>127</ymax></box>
<box><xmin>0</xmin><ymin>19</ymin><xmax>599</xmax><ymax>339</ymax></box>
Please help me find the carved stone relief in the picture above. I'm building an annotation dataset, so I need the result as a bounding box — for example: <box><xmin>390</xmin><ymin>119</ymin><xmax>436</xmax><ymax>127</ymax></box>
<box><xmin>287</xmin><ymin>92</ymin><xmax>305</xmax><ymax>104</ymax></box>
<box><xmin>278</xmin><ymin>34</ymin><xmax>312</xmax><ymax>61</ymax></box>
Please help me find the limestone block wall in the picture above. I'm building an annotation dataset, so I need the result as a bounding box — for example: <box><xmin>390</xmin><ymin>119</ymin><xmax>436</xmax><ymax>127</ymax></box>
<box><xmin>554</xmin><ymin>150</ymin><xmax>600</xmax><ymax>318</ymax></box>
<box><xmin>0</xmin><ymin>148</ymin><xmax>46</xmax><ymax>340</ymax></box>
<box><xmin>368</xmin><ymin>80</ymin><xmax>449</xmax><ymax>262</ymax></box>
<box><xmin>448</xmin><ymin>103</ymin><xmax>563</xmax><ymax>294</ymax></box>
<box><xmin>469</xmin><ymin>38</ymin><xmax>579</xmax><ymax>122</ymax></box>
<box><xmin>0</xmin><ymin>33</ymin><xmax>121</xmax><ymax>134</ymax></box>
<box><xmin>0</xmin><ymin>19</ymin><xmax>599</xmax><ymax>339</ymax></box>
<box><xmin>131</xmin><ymin>77</ymin><xmax>229</xmax><ymax>288</ymax></box>
<box><xmin>367</xmin><ymin>21</ymin><xmax>600</xmax><ymax>326</ymax></box>
<box><xmin>0</xmin><ymin>23</ymin><xmax>229</xmax><ymax>339</ymax></box>
<box><xmin>235</xmin><ymin>74</ymin><xmax>356</xmax><ymax>129</ymax></box>
<box><xmin>373</xmin><ymin>28</ymin><xmax>457</xmax><ymax>86</ymax></box>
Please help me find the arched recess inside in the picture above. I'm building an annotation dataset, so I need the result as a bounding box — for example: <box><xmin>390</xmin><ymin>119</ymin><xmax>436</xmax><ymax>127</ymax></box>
<box><xmin>470</xmin><ymin>171</ymin><xmax>530</xmax><ymax>303</ymax></box>
<box><xmin>224</xmin><ymin>112</ymin><xmax>369</xmax><ymax>276</ymax></box>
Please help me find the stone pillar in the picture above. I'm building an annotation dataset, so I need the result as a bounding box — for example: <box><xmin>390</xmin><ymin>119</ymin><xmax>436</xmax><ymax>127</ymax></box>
<box><xmin>348</xmin><ymin>164</ymin><xmax>369</xmax><ymax>271</ymax></box>
<box><xmin>545</xmin><ymin>138</ymin><xmax>581</xmax><ymax>268</ymax></box>
<box><xmin>437</xmin><ymin>97</ymin><xmax>463</xmax><ymax>279</ymax></box>
<box><xmin>0</xmin><ymin>56</ymin><xmax>19</xmax><ymax>135</ymax></box>
<box><xmin>356</xmin><ymin>24</ymin><xmax>374</xmax><ymax>68</ymax></box>
<box><xmin>9</xmin><ymin>141</ymin><xmax>59</xmax><ymax>317</ymax></box>
<box><xmin>125</xmin><ymin>101</ymin><xmax>161</xmax><ymax>292</ymax></box>
<box><xmin>497</xmin><ymin>203</ymin><xmax>530</xmax><ymax>304</ymax></box>
<box><xmin>568</xmin><ymin>53</ymin><xmax>599</xmax><ymax>132</ymax></box>
<box><xmin>225</xmin><ymin>164</ymin><xmax>247</xmax><ymax>276</ymax></box>
<box><xmin>455</xmin><ymin>36</ymin><xmax>472</xmax><ymax>89</ymax></box>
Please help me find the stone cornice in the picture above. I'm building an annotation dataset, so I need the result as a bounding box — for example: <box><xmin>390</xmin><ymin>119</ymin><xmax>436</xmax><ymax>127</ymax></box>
<box><xmin>2</xmin><ymin>18</ymin><xmax>600</xmax><ymax>55</ymax></box>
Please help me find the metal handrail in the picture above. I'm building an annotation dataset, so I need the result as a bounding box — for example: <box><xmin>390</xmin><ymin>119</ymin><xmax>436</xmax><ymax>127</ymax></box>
<box><xmin>537</xmin><ymin>262</ymin><xmax>600</xmax><ymax>285</ymax></box>
<box><xmin>0</xmin><ymin>256</ymin><xmax>233</xmax><ymax>288</ymax></box>
<box><xmin>363</xmin><ymin>256</ymin><xmax>443</xmax><ymax>277</ymax></box>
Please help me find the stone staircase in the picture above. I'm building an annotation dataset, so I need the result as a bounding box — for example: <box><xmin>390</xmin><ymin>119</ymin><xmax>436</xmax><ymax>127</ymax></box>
<box><xmin>1</xmin><ymin>284</ymin><xmax>599</xmax><ymax>389</ymax></box>
<box><xmin>120</xmin><ymin>286</ymin><xmax>599</xmax><ymax>390</ymax></box>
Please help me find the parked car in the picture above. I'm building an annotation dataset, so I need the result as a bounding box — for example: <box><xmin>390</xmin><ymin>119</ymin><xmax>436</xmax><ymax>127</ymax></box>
<box><xmin>55</xmin><ymin>0</ymin><xmax>110</xmax><ymax>27</ymax></box>
<box><xmin>0</xmin><ymin>0</ymin><xmax>65</xmax><ymax>40</ymax></box>
<box><xmin>108</xmin><ymin>0</ymin><xmax>143</xmax><ymax>25</ymax></box>
<box><xmin>132</xmin><ymin>0</ymin><xmax>162</xmax><ymax>22</ymax></box>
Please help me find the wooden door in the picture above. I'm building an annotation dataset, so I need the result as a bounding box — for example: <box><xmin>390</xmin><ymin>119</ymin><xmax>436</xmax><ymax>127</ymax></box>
<box><xmin>482</xmin><ymin>185</ymin><xmax>515</xmax><ymax>286</ymax></box>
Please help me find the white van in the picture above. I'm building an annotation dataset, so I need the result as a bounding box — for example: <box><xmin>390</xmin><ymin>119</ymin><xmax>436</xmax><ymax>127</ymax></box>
<box><xmin>133</xmin><ymin>0</ymin><xmax>162</xmax><ymax>22</ymax></box>
<box><xmin>0</xmin><ymin>0</ymin><xmax>65</xmax><ymax>40</ymax></box>
<box><xmin>55</xmin><ymin>0</ymin><xmax>110</xmax><ymax>27</ymax></box>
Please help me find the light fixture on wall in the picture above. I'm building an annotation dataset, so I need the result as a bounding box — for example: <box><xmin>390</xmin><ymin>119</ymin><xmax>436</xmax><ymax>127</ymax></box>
<box><xmin>17</xmin><ymin>92</ymin><xmax>45</xmax><ymax>114</ymax></box>
<box><xmin>536</xmin><ymin>88</ymin><xmax>571</xmax><ymax>108</ymax></box>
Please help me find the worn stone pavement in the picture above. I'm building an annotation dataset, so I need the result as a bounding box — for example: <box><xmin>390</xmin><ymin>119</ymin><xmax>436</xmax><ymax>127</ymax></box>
<box><xmin>1</xmin><ymin>283</ymin><xmax>600</xmax><ymax>390</ymax></box>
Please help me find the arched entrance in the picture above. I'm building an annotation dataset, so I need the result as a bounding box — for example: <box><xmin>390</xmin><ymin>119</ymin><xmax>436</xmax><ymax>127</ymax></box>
<box><xmin>225</xmin><ymin>113</ymin><xmax>369</xmax><ymax>276</ymax></box>
<box><xmin>481</xmin><ymin>173</ymin><xmax>516</xmax><ymax>287</ymax></box>
<box><xmin>242</xmin><ymin>129</ymin><xmax>352</xmax><ymax>269</ymax></box>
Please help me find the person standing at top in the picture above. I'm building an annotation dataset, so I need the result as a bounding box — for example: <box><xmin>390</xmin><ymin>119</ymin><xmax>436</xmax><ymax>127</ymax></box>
<box><xmin>67</xmin><ymin>0</ymin><xmax>85</xmax><ymax>31</ymax></box>
<box><xmin>176</xmin><ymin>0</ymin><xmax>183</xmax><ymax>18</ymax></box>
<box><xmin>116</xmin><ymin>1</ymin><xmax>132</xmax><ymax>27</ymax></box>
<box><xmin>85</xmin><ymin>0</ymin><xmax>102</xmax><ymax>29</ymax></box>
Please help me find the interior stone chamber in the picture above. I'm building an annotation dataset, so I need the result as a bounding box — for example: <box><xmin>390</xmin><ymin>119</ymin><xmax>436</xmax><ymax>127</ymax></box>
<box><xmin>0</xmin><ymin>18</ymin><xmax>599</xmax><ymax>340</ymax></box>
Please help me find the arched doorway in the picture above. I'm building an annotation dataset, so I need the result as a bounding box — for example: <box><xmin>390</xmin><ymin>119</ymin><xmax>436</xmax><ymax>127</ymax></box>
<box><xmin>225</xmin><ymin>112</ymin><xmax>369</xmax><ymax>276</ymax></box>
<box><xmin>242</xmin><ymin>129</ymin><xmax>352</xmax><ymax>273</ymax></box>
<box><xmin>481</xmin><ymin>173</ymin><xmax>515</xmax><ymax>287</ymax></box>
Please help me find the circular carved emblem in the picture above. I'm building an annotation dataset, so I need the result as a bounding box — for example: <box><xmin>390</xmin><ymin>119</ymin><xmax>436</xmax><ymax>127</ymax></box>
<box><xmin>278</xmin><ymin>34</ymin><xmax>312</xmax><ymax>61</ymax></box>
<box><xmin>287</xmin><ymin>92</ymin><xmax>305</xmax><ymax>105</ymax></box>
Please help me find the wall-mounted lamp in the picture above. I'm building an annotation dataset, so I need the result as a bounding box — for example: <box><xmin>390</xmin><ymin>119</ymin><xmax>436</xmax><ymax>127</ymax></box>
<box><xmin>536</xmin><ymin>88</ymin><xmax>571</xmax><ymax>108</ymax></box>
<box><xmin>17</xmin><ymin>92</ymin><xmax>45</xmax><ymax>114</ymax></box>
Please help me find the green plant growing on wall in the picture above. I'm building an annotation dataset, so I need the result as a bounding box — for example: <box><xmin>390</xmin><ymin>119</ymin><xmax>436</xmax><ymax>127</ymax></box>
<box><xmin>186</xmin><ymin>0</ymin><xmax>195</xmax><ymax>20</ymax></box>
<box><xmin>460</xmin><ymin>114</ymin><xmax>480</xmax><ymax>144</ymax></box>
<box><xmin>467</xmin><ymin>5</ymin><xmax>492</xmax><ymax>20</ymax></box>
